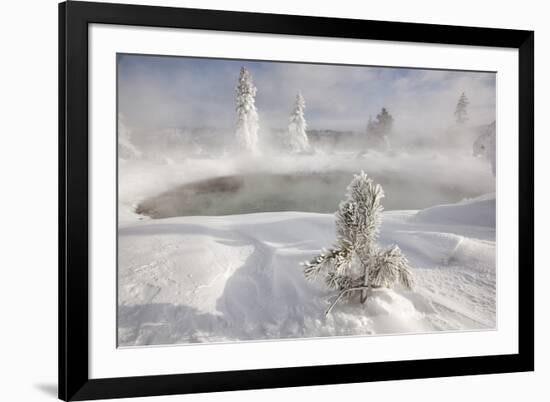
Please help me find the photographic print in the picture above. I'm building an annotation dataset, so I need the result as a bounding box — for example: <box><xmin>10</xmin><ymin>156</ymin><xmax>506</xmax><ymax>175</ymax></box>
<box><xmin>117</xmin><ymin>54</ymin><xmax>496</xmax><ymax>347</ymax></box>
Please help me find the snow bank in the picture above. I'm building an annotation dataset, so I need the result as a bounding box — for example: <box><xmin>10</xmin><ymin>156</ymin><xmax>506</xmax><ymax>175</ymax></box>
<box><xmin>118</xmin><ymin>195</ymin><xmax>496</xmax><ymax>346</ymax></box>
<box><xmin>413</xmin><ymin>193</ymin><xmax>495</xmax><ymax>227</ymax></box>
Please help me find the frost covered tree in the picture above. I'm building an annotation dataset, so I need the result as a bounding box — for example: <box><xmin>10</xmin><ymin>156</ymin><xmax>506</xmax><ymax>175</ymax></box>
<box><xmin>366</xmin><ymin>108</ymin><xmax>394</xmax><ymax>149</ymax></box>
<box><xmin>235</xmin><ymin>67</ymin><xmax>260</xmax><ymax>154</ymax></box>
<box><xmin>303</xmin><ymin>171</ymin><xmax>414</xmax><ymax>315</ymax></box>
<box><xmin>286</xmin><ymin>91</ymin><xmax>310</xmax><ymax>152</ymax></box>
<box><xmin>375</xmin><ymin>107</ymin><xmax>393</xmax><ymax>135</ymax></box>
<box><xmin>455</xmin><ymin>92</ymin><xmax>469</xmax><ymax>125</ymax></box>
<box><xmin>473</xmin><ymin>121</ymin><xmax>496</xmax><ymax>176</ymax></box>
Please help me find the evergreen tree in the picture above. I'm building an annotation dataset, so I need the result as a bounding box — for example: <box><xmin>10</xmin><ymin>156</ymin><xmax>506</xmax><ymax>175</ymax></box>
<box><xmin>303</xmin><ymin>171</ymin><xmax>414</xmax><ymax>314</ymax></box>
<box><xmin>235</xmin><ymin>67</ymin><xmax>260</xmax><ymax>153</ymax></box>
<box><xmin>286</xmin><ymin>91</ymin><xmax>309</xmax><ymax>152</ymax></box>
<box><xmin>366</xmin><ymin>108</ymin><xmax>394</xmax><ymax>149</ymax></box>
<box><xmin>375</xmin><ymin>107</ymin><xmax>394</xmax><ymax>134</ymax></box>
<box><xmin>473</xmin><ymin>120</ymin><xmax>496</xmax><ymax>176</ymax></box>
<box><xmin>455</xmin><ymin>92</ymin><xmax>469</xmax><ymax>125</ymax></box>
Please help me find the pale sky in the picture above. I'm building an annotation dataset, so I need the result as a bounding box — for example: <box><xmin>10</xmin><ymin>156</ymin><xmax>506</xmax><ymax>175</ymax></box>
<box><xmin>117</xmin><ymin>53</ymin><xmax>496</xmax><ymax>133</ymax></box>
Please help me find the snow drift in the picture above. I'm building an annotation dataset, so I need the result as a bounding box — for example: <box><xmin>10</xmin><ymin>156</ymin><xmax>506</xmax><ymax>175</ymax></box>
<box><xmin>118</xmin><ymin>194</ymin><xmax>496</xmax><ymax>346</ymax></box>
<box><xmin>413</xmin><ymin>193</ymin><xmax>495</xmax><ymax>227</ymax></box>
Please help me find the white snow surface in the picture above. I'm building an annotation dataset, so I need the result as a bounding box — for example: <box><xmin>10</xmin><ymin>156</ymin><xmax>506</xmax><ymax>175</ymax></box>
<box><xmin>118</xmin><ymin>194</ymin><xmax>496</xmax><ymax>346</ymax></box>
<box><xmin>414</xmin><ymin>193</ymin><xmax>496</xmax><ymax>227</ymax></box>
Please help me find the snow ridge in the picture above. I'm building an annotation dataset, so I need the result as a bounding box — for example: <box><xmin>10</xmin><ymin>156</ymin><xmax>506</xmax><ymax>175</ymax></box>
<box><xmin>118</xmin><ymin>195</ymin><xmax>495</xmax><ymax>346</ymax></box>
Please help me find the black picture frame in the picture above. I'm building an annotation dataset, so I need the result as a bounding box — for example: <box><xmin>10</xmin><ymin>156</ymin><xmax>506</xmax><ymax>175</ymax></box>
<box><xmin>59</xmin><ymin>1</ymin><xmax>534</xmax><ymax>400</ymax></box>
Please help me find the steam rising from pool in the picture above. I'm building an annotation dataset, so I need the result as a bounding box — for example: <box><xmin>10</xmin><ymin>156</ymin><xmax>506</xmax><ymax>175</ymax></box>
<box><xmin>136</xmin><ymin>169</ymin><xmax>491</xmax><ymax>219</ymax></box>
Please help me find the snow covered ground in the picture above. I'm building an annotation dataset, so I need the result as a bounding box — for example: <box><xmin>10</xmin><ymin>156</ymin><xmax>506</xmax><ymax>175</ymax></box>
<box><xmin>118</xmin><ymin>194</ymin><xmax>495</xmax><ymax>346</ymax></box>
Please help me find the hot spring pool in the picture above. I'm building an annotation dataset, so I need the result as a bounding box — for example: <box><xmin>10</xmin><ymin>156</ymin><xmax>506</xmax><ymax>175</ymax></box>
<box><xmin>135</xmin><ymin>170</ymin><xmax>489</xmax><ymax>218</ymax></box>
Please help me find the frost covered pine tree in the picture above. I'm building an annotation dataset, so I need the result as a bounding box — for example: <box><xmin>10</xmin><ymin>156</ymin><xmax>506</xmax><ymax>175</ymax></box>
<box><xmin>303</xmin><ymin>171</ymin><xmax>414</xmax><ymax>315</ymax></box>
<box><xmin>235</xmin><ymin>67</ymin><xmax>260</xmax><ymax>154</ymax></box>
<box><xmin>455</xmin><ymin>92</ymin><xmax>470</xmax><ymax>125</ymax></box>
<box><xmin>375</xmin><ymin>107</ymin><xmax>394</xmax><ymax>135</ymax></box>
<box><xmin>366</xmin><ymin>108</ymin><xmax>394</xmax><ymax>150</ymax></box>
<box><xmin>286</xmin><ymin>91</ymin><xmax>309</xmax><ymax>153</ymax></box>
<box><xmin>473</xmin><ymin>120</ymin><xmax>496</xmax><ymax>176</ymax></box>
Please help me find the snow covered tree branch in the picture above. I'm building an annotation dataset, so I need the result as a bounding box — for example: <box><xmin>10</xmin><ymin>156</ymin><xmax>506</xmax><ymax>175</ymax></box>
<box><xmin>303</xmin><ymin>171</ymin><xmax>414</xmax><ymax>315</ymax></box>
<box><xmin>369</xmin><ymin>245</ymin><xmax>414</xmax><ymax>289</ymax></box>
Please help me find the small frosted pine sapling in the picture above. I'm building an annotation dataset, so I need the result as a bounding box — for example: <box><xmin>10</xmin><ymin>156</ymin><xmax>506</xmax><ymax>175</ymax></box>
<box><xmin>303</xmin><ymin>171</ymin><xmax>414</xmax><ymax>315</ymax></box>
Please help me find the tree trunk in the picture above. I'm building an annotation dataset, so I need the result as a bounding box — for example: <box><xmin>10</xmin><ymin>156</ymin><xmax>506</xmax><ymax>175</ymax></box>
<box><xmin>360</xmin><ymin>263</ymin><xmax>369</xmax><ymax>304</ymax></box>
<box><xmin>325</xmin><ymin>286</ymin><xmax>371</xmax><ymax>316</ymax></box>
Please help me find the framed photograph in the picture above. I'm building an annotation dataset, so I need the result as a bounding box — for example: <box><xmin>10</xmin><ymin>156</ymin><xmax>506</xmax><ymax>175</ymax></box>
<box><xmin>59</xmin><ymin>1</ymin><xmax>534</xmax><ymax>400</ymax></box>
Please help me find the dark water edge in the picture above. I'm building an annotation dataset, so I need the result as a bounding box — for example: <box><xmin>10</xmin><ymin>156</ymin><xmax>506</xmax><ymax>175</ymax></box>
<box><xmin>136</xmin><ymin>171</ymin><xmax>489</xmax><ymax>219</ymax></box>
